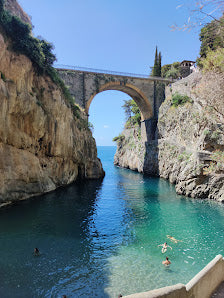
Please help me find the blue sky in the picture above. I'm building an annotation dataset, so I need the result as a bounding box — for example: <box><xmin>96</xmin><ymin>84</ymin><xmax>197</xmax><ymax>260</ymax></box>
<box><xmin>19</xmin><ymin>0</ymin><xmax>202</xmax><ymax>146</ymax></box>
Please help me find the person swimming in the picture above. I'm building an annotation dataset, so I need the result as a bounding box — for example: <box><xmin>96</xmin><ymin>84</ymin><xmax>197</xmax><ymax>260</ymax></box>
<box><xmin>158</xmin><ymin>242</ymin><xmax>172</xmax><ymax>253</ymax></box>
<box><xmin>167</xmin><ymin>235</ymin><xmax>182</xmax><ymax>243</ymax></box>
<box><xmin>33</xmin><ymin>247</ymin><xmax>40</xmax><ymax>256</ymax></box>
<box><xmin>162</xmin><ymin>257</ymin><xmax>171</xmax><ymax>266</ymax></box>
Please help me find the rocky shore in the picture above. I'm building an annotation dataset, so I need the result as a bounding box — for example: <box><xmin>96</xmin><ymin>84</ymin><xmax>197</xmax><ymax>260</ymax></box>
<box><xmin>114</xmin><ymin>72</ymin><xmax>224</xmax><ymax>202</ymax></box>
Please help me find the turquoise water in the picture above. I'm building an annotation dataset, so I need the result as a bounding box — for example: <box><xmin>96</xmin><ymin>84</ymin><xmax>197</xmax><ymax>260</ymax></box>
<box><xmin>0</xmin><ymin>146</ymin><xmax>224</xmax><ymax>297</ymax></box>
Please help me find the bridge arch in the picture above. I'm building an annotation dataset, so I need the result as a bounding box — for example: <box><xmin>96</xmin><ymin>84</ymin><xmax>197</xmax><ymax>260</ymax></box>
<box><xmin>85</xmin><ymin>82</ymin><xmax>153</xmax><ymax>121</ymax></box>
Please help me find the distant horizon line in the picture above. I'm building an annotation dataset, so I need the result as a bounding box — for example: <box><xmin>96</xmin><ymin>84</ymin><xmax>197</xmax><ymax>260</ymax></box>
<box><xmin>97</xmin><ymin>145</ymin><xmax>116</xmax><ymax>147</ymax></box>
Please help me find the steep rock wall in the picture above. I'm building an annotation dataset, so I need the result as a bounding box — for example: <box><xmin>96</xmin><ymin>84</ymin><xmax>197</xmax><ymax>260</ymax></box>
<box><xmin>114</xmin><ymin>127</ymin><xmax>145</xmax><ymax>172</ymax></box>
<box><xmin>0</xmin><ymin>32</ymin><xmax>104</xmax><ymax>206</ymax></box>
<box><xmin>114</xmin><ymin>72</ymin><xmax>224</xmax><ymax>202</ymax></box>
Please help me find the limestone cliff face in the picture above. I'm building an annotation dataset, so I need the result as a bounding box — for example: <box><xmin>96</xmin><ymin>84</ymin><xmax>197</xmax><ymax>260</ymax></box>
<box><xmin>114</xmin><ymin>127</ymin><xmax>145</xmax><ymax>172</ymax></box>
<box><xmin>114</xmin><ymin>72</ymin><xmax>224</xmax><ymax>202</ymax></box>
<box><xmin>0</xmin><ymin>32</ymin><xmax>104</xmax><ymax>206</ymax></box>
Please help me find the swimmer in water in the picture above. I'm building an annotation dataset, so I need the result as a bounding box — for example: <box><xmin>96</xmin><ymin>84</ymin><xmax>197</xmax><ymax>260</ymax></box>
<box><xmin>33</xmin><ymin>247</ymin><xmax>40</xmax><ymax>256</ymax></box>
<box><xmin>167</xmin><ymin>235</ymin><xmax>182</xmax><ymax>243</ymax></box>
<box><xmin>162</xmin><ymin>257</ymin><xmax>171</xmax><ymax>266</ymax></box>
<box><xmin>158</xmin><ymin>242</ymin><xmax>172</xmax><ymax>253</ymax></box>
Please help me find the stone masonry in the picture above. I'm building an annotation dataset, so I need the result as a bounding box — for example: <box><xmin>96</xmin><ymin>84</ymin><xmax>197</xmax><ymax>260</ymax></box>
<box><xmin>57</xmin><ymin>68</ymin><xmax>172</xmax><ymax>141</ymax></box>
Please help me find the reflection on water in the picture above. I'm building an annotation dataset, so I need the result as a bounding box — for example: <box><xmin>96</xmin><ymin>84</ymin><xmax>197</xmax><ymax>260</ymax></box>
<box><xmin>0</xmin><ymin>146</ymin><xmax>224</xmax><ymax>297</ymax></box>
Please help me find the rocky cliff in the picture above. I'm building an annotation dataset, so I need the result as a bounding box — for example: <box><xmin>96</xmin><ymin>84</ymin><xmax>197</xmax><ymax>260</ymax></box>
<box><xmin>4</xmin><ymin>0</ymin><xmax>32</xmax><ymax>25</ymax></box>
<box><xmin>114</xmin><ymin>72</ymin><xmax>224</xmax><ymax>202</ymax></box>
<box><xmin>0</xmin><ymin>30</ymin><xmax>104</xmax><ymax>207</ymax></box>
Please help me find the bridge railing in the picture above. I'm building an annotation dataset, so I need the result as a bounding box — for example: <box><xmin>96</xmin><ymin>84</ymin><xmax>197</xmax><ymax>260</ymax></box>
<box><xmin>54</xmin><ymin>64</ymin><xmax>174</xmax><ymax>82</ymax></box>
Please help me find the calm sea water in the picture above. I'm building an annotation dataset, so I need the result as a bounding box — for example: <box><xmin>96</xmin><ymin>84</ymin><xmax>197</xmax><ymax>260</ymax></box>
<box><xmin>0</xmin><ymin>146</ymin><xmax>224</xmax><ymax>298</ymax></box>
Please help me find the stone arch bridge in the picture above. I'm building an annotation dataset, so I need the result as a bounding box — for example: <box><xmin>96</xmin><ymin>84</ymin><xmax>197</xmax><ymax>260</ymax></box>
<box><xmin>56</xmin><ymin>65</ymin><xmax>173</xmax><ymax>142</ymax></box>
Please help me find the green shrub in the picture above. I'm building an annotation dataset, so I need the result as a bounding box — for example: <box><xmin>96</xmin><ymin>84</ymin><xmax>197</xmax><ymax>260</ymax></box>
<box><xmin>199</xmin><ymin>15</ymin><xmax>224</xmax><ymax>58</ymax></box>
<box><xmin>171</xmin><ymin>92</ymin><xmax>193</xmax><ymax>107</ymax></box>
<box><xmin>203</xmin><ymin>150</ymin><xmax>224</xmax><ymax>174</ymax></box>
<box><xmin>0</xmin><ymin>0</ymin><xmax>75</xmax><ymax>108</ymax></box>
<box><xmin>165</xmin><ymin>67</ymin><xmax>180</xmax><ymax>79</ymax></box>
<box><xmin>0</xmin><ymin>3</ymin><xmax>55</xmax><ymax>72</ymax></box>
<box><xmin>198</xmin><ymin>48</ymin><xmax>224</xmax><ymax>73</ymax></box>
<box><xmin>0</xmin><ymin>72</ymin><xmax>6</xmax><ymax>81</ymax></box>
<box><xmin>161</xmin><ymin>62</ymin><xmax>180</xmax><ymax>79</ymax></box>
<box><xmin>112</xmin><ymin>134</ymin><xmax>125</xmax><ymax>143</ymax></box>
<box><xmin>203</xmin><ymin>129</ymin><xmax>210</xmax><ymax>135</ymax></box>
<box><xmin>137</xmin><ymin>127</ymin><xmax>141</xmax><ymax>140</ymax></box>
<box><xmin>71</xmin><ymin>104</ymin><xmax>80</xmax><ymax>119</ymax></box>
<box><xmin>211</xmin><ymin>130</ymin><xmax>221</xmax><ymax>140</ymax></box>
<box><xmin>211</xmin><ymin>150</ymin><xmax>224</xmax><ymax>163</ymax></box>
<box><xmin>36</xmin><ymin>100</ymin><xmax>43</xmax><ymax>108</ymax></box>
<box><xmin>77</xmin><ymin>118</ymin><xmax>88</xmax><ymax>130</ymax></box>
<box><xmin>123</xmin><ymin>99</ymin><xmax>141</xmax><ymax>128</ymax></box>
<box><xmin>178</xmin><ymin>151</ymin><xmax>192</xmax><ymax>161</ymax></box>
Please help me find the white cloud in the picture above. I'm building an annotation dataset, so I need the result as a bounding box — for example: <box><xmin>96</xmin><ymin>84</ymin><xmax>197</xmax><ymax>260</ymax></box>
<box><xmin>103</xmin><ymin>125</ymin><xmax>109</xmax><ymax>129</ymax></box>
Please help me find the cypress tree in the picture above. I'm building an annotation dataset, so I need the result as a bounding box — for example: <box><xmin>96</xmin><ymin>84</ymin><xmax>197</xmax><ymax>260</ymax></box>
<box><xmin>151</xmin><ymin>46</ymin><xmax>162</xmax><ymax>77</ymax></box>
<box><xmin>158</xmin><ymin>51</ymin><xmax>162</xmax><ymax>77</ymax></box>
<box><xmin>152</xmin><ymin>46</ymin><xmax>158</xmax><ymax>76</ymax></box>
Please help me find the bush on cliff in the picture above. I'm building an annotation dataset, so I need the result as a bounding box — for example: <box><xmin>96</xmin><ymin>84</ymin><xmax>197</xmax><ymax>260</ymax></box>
<box><xmin>0</xmin><ymin>0</ymin><xmax>56</xmax><ymax>72</ymax></box>
<box><xmin>199</xmin><ymin>14</ymin><xmax>224</xmax><ymax>58</ymax></box>
<box><xmin>112</xmin><ymin>134</ymin><xmax>125</xmax><ymax>144</ymax></box>
<box><xmin>171</xmin><ymin>92</ymin><xmax>193</xmax><ymax>107</ymax></box>
<box><xmin>204</xmin><ymin>150</ymin><xmax>224</xmax><ymax>175</ymax></box>
<box><xmin>197</xmin><ymin>13</ymin><xmax>224</xmax><ymax>72</ymax></box>
<box><xmin>199</xmin><ymin>48</ymin><xmax>224</xmax><ymax>73</ymax></box>
<box><xmin>161</xmin><ymin>62</ymin><xmax>181</xmax><ymax>79</ymax></box>
<box><xmin>122</xmin><ymin>99</ymin><xmax>141</xmax><ymax>128</ymax></box>
<box><xmin>0</xmin><ymin>0</ymin><xmax>77</xmax><ymax>115</ymax></box>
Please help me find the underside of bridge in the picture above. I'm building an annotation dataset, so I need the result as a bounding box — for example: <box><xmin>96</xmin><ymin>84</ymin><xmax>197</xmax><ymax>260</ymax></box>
<box><xmin>57</xmin><ymin>69</ymin><xmax>166</xmax><ymax>142</ymax></box>
<box><xmin>85</xmin><ymin>82</ymin><xmax>153</xmax><ymax>121</ymax></box>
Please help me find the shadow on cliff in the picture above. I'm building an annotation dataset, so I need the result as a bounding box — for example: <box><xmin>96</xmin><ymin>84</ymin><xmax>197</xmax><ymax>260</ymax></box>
<box><xmin>0</xmin><ymin>179</ymin><xmax>116</xmax><ymax>298</ymax></box>
<box><xmin>142</xmin><ymin>82</ymin><xmax>165</xmax><ymax>177</ymax></box>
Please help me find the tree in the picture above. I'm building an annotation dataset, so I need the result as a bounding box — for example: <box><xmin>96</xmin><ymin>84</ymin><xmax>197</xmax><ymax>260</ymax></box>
<box><xmin>151</xmin><ymin>46</ymin><xmax>162</xmax><ymax>77</ymax></box>
<box><xmin>40</xmin><ymin>40</ymin><xmax>57</xmax><ymax>69</ymax></box>
<box><xmin>122</xmin><ymin>99</ymin><xmax>132</xmax><ymax>121</ymax></box>
<box><xmin>199</xmin><ymin>47</ymin><xmax>224</xmax><ymax>72</ymax></box>
<box><xmin>164</xmin><ymin>66</ymin><xmax>180</xmax><ymax>79</ymax></box>
<box><xmin>199</xmin><ymin>13</ymin><xmax>224</xmax><ymax>57</ymax></box>
<box><xmin>161</xmin><ymin>62</ymin><xmax>181</xmax><ymax>79</ymax></box>
<box><xmin>152</xmin><ymin>46</ymin><xmax>158</xmax><ymax>76</ymax></box>
<box><xmin>122</xmin><ymin>99</ymin><xmax>141</xmax><ymax>128</ymax></box>
<box><xmin>158</xmin><ymin>52</ymin><xmax>162</xmax><ymax>77</ymax></box>
<box><xmin>130</xmin><ymin>100</ymin><xmax>141</xmax><ymax>125</ymax></box>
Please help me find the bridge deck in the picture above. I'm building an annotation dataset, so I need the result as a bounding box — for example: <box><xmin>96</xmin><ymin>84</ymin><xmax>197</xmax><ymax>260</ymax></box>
<box><xmin>55</xmin><ymin>64</ymin><xmax>174</xmax><ymax>83</ymax></box>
